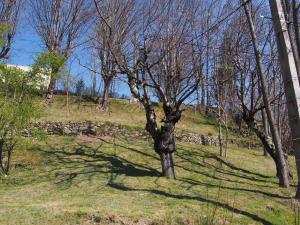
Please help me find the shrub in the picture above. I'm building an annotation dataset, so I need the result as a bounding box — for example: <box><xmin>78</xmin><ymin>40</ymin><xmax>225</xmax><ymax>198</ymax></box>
<box><xmin>0</xmin><ymin>64</ymin><xmax>41</xmax><ymax>176</ymax></box>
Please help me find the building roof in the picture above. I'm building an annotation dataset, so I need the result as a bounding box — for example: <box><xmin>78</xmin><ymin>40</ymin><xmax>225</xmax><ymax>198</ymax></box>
<box><xmin>6</xmin><ymin>64</ymin><xmax>32</xmax><ymax>72</ymax></box>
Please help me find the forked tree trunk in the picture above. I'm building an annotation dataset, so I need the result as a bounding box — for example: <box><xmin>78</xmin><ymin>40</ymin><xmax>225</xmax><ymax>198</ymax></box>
<box><xmin>142</xmin><ymin>103</ymin><xmax>176</xmax><ymax>179</ymax></box>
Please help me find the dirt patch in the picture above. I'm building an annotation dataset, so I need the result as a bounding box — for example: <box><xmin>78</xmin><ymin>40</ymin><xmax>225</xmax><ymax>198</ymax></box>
<box><xmin>82</xmin><ymin>214</ymin><xmax>151</xmax><ymax>225</ymax></box>
<box><xmin>76</xmin><ymin>134</ymin><xmax>112</xmax><ymax>143</ymax></box>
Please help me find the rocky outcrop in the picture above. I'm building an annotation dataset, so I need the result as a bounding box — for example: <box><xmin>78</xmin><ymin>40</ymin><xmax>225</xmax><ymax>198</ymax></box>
<box><xmin>27</xmin><ymin>120</ymin><xmax>223</xmax><ymax>147</ymax></box>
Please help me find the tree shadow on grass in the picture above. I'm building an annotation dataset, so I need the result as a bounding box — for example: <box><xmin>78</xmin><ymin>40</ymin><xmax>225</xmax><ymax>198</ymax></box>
<box><xmin>95</xmin><ymin>138</ymin><xmax>277</xmax><ymax>188</ymax></box>
<box><xmin>95</xmin><ymin>136</ymin><xmax>274</xmax><ymax>185</ymax></box>
<box><xmin>107</xmin><ymin>182</ymin><xmax>274</xmax><ymax>225</ymax></box>
<box><xmin>87</xmin><ymin>138</ymin><xmax>289</xmax><ymax>199</ymax></box>
<box><xmin>28</xmin><ymin>137</ymin><xmax>290</xmax><ymax>221</ymax></box>
<box><xmin>175</xmin><ymin>162</ymin><xmax>276</xmax><ymax>189</ymax></box>
<box><xmin>191</xmin><ymin>148</ymin><xmax>273</xmax><ymax>178</ymax></box>
<box><xmin>99</xmin><ymin>136</ymin><xmax>159</xmax><ymax>161</ymax></box>
<box><xmin>178</xmin><ymin>177</ymin><xmax>291</xmax><ymax>200</ymax></box>
<box><xmin>32</xmin><ymin>141</ymin><xmax>160</xmax><ymax>187</ymax></box>
<box><xmin>176</xmin><ymin>147</ymin><xmax>277</xmax><ymax>185</ymax></box>
<box><xmin>98</xmin><ymin>137</ymin><xmax>275</xmax><ymax>186</ymax></box>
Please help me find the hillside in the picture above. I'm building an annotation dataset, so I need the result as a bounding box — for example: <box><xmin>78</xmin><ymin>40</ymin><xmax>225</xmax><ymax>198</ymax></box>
<box><xmin>0</xmin><ymin>96</ymin><xmax>297</xmax><ymax>225</ymax></box>
<box><xmin>40</xmin><ymin>95</ymin><xmax>220</xmax><ymax>136</ymax></box>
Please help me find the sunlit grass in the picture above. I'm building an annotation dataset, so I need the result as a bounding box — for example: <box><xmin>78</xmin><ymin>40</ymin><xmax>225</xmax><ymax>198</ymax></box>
<box><xmin>39</xmin><ymin>95</ymin><xmax>219</xmax><ymax>135</ymax></box>
<box><xmin>0</xmin><ymin>135</ymin><xmax>296</xmax><ymax>225</ymax></box>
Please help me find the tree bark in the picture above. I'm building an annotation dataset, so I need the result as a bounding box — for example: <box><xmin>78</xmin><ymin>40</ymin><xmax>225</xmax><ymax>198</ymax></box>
<box><xmin>155</xmin><ymin>121</ymin><xmax>176</xmax><ymax>179</ymax></box>
<box><xmin>283</xmin><ymin>0</ymin><xmax>300</xmax><ymax>77</ymax></box>
<box><xmin>45</xmin><ymin>75</ymin><xmax>56</xmax><ymax>104</ymax></box>
<box><xmin>261</xmin><ymin>109</ymin><xmax>269</xmax><ymax>156</ymax></box>
<box><xmin>293</xmin><ymin>0</ymin><xmax>300</xmax><ymax>57</ymax></box>
<box><xmin>159</xmin><ymin>152</ymin><xmax>175</xmax><ymax>178</ymax></box>
<box><xmin>224</xmin><ymin>115</ymin><xmax>228</xmax><ymax>157</ymax></box>
<box><xmin>143</xmin><ymin>103</ymin><xmax>179</xmax><ymax>179</ymax></box>
<box><xmin>205</xmin><ymin>9</ymin><xmax>211</xmax><ymax>115</ymax></box>
<box><xmin>218</xmin><ymin>119</ymin><xmax>224</xmax><ymax>157</ymax></box>
<box><xmin>0</xmin><ymin>140</ymin><xmax>7</xmax><ymax>176</ymax></box>
<box><xmin>141</xmin><ymin>103</ymin><xmax>177</xmax><ymax>179</ymax></box>
<box><xmin>91</xmin><ymin>70</ymin><xmax>97</xmax><ymax>98</ymax></box>
<box><xmin>243</xmin><ymin>0</ymin><xmax>290</xmax><ymax>187</ymax></box>
<box><xmin>242</xmin><ymin>110</ymin><xmax>292</xmax><ymax>179</ymax></box>
<box><xmin>269</xmin><ymin>0</ymin><xmax>300</xmax><ymax>198</ymax></box>
<box><xmin>100</xmin><ymin>78</ymin><xmax>112</xmax><ymax>111</ymax></box>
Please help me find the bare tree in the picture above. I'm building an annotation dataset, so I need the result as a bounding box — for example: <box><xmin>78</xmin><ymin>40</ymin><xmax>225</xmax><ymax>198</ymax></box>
<box><xmin>220</xmin><ymin>3</ymin><xmax>293</xmax><ymax>185</ymax></box>
<box><xmin>92</xmin><ymin>0</ymin><xmax>134</xmax><ymax>110</ymax></box>
<box><xmin>281</xmin><ymin>0</ymin><xmax>300</xmax><ymax>77</ymax></box>
<box><xmin>0</xmin><ymin>0</ymin><xmax>21</xmax><ymax>60</ymax></box>
<box><xmin>94</xmin><ymin>0</ymin><xmax>203</xmax><ymax>178</ymax></box>
<box><xmin>29</xmin><ymin>0</ymin><xmax>91</xmax><ymax>103</ymax></box>
<box><xmin>213</xmin><ymin>42</ymin><xmax>233</xmax><ymax>157</ymax></box>
<box><xmin>243</xmin><ymin>0</ymin><xmax>290</xmax><ymax>187</ymax></box>
<box><xmin>268</xmin><ymin>0</ymin><xmax>300</xmax><ymax>198</ymax></box>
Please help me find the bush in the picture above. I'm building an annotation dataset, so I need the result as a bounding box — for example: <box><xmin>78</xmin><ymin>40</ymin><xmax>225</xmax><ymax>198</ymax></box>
<box><xmin>0</xmin><ymin>64</ymin><xmax>41</xmax><ymax>176</ymax></box>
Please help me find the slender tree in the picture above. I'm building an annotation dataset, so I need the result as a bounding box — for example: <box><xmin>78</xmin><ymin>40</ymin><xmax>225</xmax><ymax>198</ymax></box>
<box><xmin>243</xmin><ymin>0</ymin><xmax>290</xmax><ymax>187</ymax></box>
<box><xmin>221</xmin><ymin>2</ymin><xmax>292</xmax><ymax>184</ymax></box>
<box><xmin>268</xmin><ymin>0</ymin><xmax>300</xmax><ymax>198</ymax></box>
<box><xmin>92</xmin><ymin>0</ymin><xmax>134</xmax><ymax>110</ymax></box>
<box><xmin>29</xmin><ymin>0</ymin><xmax>91</xmax><ymax>103</ymax></box>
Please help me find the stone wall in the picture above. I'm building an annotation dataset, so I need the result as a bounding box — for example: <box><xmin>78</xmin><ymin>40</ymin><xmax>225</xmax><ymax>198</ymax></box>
<box><xmin>28</xmin><ymin>121</ymin><xmax>223</xmax><ymax>147</ymax></box>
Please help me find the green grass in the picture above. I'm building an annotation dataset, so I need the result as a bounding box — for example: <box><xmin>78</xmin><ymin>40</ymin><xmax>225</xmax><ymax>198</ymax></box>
<box><xmin>39</xmin><ymin>95</ymin><xmax>219</xmax><ymax>135</ymax></box>
<box><xmin>0</xmin><ymin>135</ymin><xmax>297</xmax><ymax>225</ymax></box>
<box><xmin>0</xmin><ymin>95</ymin><xmax>292</xmax><ymax>224</ymax></box>
<box><xmin>39</xmin><ymin>95</ymin><xmax>259</xmax><ymax>148</ymax></box>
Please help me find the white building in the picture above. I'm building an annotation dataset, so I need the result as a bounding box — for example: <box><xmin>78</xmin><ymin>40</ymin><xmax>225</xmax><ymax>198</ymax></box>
<box><xmin>6</xmin><ymin>64</ymin><xmax>50</xmax><ymax>90</ymax></box>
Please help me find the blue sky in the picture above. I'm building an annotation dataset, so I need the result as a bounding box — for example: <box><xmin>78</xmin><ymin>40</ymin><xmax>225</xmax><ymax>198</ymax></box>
<box><xmin>7</xmin><ymin>12</ymin><xmax>130</xmax><ymax>97</ymax></box>
<box><xmin>9</xmin><ymin>17</ymin><xmax>43</xmax><ymax>66</ymax></box>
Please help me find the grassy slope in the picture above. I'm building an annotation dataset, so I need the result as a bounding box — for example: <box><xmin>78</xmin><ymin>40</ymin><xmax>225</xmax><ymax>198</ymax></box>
<box><xmin>0</xmin><ymin>136</ymin><xmax>298</xmax><ymax>225</ymax></box>
<box><xmin>0</xmin><ymin>95</ymin><xmax>297</xmax><ymax>225</ymax></box>
<box><xmin>40</xmin><ymin>95</ymin><xmax>219</xmax><ymax>136</ymax></box>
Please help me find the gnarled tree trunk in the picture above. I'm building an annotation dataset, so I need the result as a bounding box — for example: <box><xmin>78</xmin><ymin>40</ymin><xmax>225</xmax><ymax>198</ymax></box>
<box><xmin>144</xmin><ymin>103</ymin><xmax>179</xmax><ymax>179</ymax></box>
<box><xmin>154</xmin><ymin>122</ymin><xmax>176</xmax><ymax>179</ymax></box>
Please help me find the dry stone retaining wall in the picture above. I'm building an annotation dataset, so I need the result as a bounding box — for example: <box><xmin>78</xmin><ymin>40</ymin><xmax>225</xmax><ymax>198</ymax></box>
<box><xmin>28</xmin><ymin>121</ymin><xmax>225</xmax><ymax>147</ymax></box>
